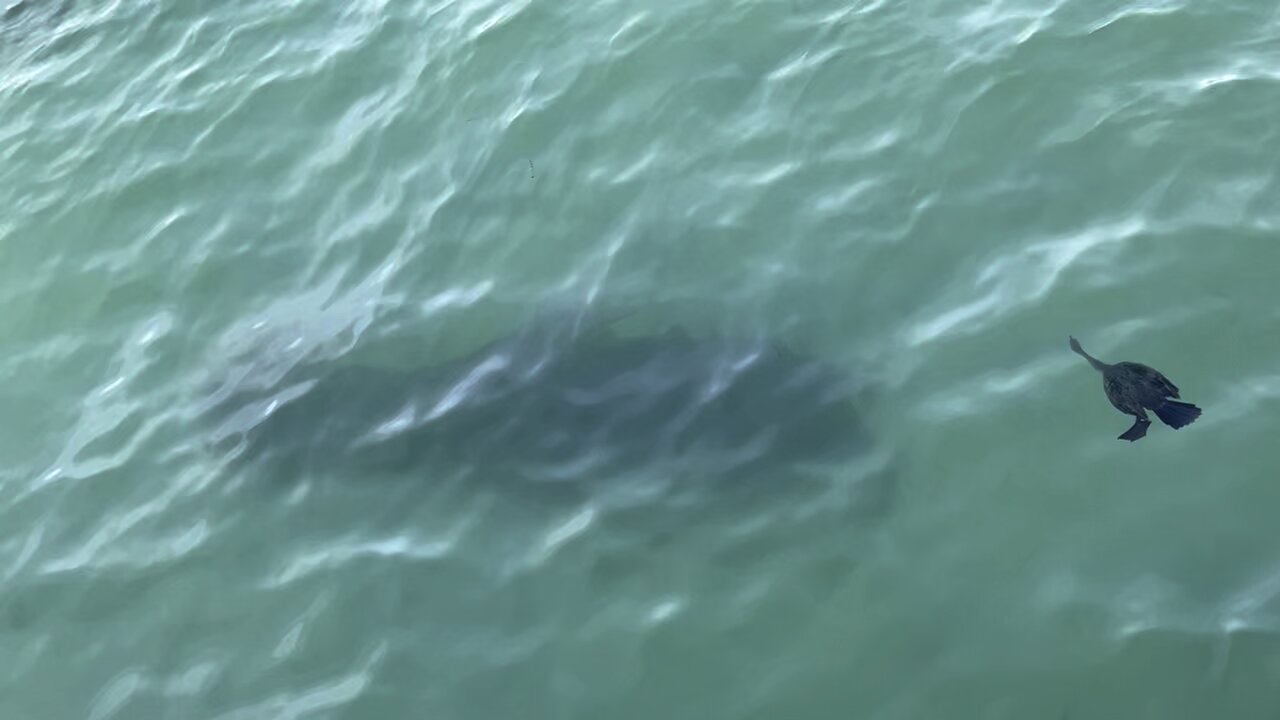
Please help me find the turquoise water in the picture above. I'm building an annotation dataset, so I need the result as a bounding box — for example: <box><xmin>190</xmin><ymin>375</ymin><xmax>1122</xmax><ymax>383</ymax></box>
<box><xmin>4</xmin><ymin>0</ymin><xmax>1280</xmax><ymax>717</ymax></box>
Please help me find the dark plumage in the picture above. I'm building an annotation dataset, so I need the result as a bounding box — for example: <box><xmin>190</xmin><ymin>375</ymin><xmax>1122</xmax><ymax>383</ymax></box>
<box><xmin>1069</xmin><ymin>336</ymin><xmax>1202</xmax><ymax>442</ymax></box>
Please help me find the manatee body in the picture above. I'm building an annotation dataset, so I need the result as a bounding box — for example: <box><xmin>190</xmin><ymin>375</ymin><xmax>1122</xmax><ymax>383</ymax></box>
<box><xmin>2</xmin><ymin>0</ymin><xmax>73</xmax><ymax>26</ymax></box>
<box><xmin>206</xmin><ymin>321</ymin><xmax>877</xmax><ymax>487</ymax></box>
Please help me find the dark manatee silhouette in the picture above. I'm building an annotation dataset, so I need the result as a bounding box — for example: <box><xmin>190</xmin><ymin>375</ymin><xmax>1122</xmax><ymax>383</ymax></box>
<box><xmin>1069</xmin><ymin>336</ymin><xmax>1202</xmax><ymax>442</ymax></box>
<box><xmin>2</xmin><ymin>0</ymin><xmax>72</xmax><ymax>26</ymax></box>
<box><xmin>203</xmin><ymin>312</ymin><xmax>885</xmax><ymax>504</ymax></box>
<box><xmin>1</xmin><ymin>0</ymin><xmax>73</xmax><ymax>54</ymax></box>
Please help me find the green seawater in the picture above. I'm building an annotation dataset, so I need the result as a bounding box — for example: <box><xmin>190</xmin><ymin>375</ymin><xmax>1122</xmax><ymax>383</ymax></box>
<box><xmin>3</xmin><ymin>0</ymin><xmax>1280</xmax><ymax>718</ymax></box>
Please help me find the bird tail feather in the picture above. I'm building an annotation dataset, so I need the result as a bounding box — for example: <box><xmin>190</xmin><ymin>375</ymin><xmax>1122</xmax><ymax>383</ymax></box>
<box><xmin>1154</xmin><ymin>400</ymin><xmax>1201</xmax><ymax>429</ymax></box>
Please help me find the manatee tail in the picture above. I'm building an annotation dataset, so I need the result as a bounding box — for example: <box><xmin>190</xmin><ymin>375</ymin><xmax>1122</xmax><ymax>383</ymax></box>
<box><xmin>1154</xmin><ymin>400</ymin><xmax>1201</xmax><ymax>429</ymax></box>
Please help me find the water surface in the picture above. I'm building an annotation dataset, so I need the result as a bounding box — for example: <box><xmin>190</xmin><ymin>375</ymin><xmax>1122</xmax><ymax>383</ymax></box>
<box><xmin>3</xmin><ymin>0</ymin><xmax>1280</xmax><ymax>718</ymax></box>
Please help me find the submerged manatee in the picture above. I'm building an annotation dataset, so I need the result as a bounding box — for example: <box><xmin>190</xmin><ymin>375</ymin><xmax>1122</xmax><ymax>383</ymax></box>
<box><xmin>205</xmin><ymin>316</ymin><xmax>882</xmax><ymax>495</ymax></box>
<box><xmin>2</xmin><ymin>0</ymin><xmax>72</xmax><ymax>26</ymax></box>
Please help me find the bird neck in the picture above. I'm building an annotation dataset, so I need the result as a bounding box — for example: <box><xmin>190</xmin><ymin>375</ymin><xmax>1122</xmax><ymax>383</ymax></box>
<box><xmin>1073</xmin><ymin>346</ymin><xmax>1110</xmax><ymax>373</ymax></box>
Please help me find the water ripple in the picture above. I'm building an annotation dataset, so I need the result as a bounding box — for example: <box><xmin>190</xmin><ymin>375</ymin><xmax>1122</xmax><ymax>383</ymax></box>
<box><xmin>3</xmin><ymin>0</ymin><xmax>1280</xmax><ymax>715</ymax></box>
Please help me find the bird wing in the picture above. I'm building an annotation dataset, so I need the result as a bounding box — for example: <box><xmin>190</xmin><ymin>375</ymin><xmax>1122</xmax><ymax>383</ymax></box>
<box><xmin>1152</xmin><ymin>370</ymin><xmax>1179</xmax><ymax>398</ymax></box>
<box><xmin>1123</xmin><ymin>362</ymin><xmax>1180</xmax><ymax>398</ymax></box>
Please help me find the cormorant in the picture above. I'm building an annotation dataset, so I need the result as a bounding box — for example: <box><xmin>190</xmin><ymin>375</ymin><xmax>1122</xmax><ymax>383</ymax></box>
<box><xmin>1069</xmin><ymin>336</ymin><xmax>1201</xmax><ymax>442</ymax></box>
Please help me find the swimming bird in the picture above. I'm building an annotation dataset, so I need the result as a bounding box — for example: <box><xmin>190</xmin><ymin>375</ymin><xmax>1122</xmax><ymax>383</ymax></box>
<box><xmin>1069</xmin><ymin>336</ymin><xmax>1201</xmax><ymax>441</ymax></box>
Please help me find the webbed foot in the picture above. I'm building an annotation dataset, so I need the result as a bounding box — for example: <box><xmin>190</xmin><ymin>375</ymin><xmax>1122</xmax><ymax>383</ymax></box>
<box><xmin>1118</xmin><ymin>417</ymin><xmax>1150</xmax><ymax>442</ymax></box>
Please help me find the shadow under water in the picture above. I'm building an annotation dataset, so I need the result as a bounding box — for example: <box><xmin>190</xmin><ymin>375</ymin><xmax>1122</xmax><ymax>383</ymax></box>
<box><xmin>201</xmin><ymin>312</ymin><xmax>892</xmax><ymax>514</ymax></box>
